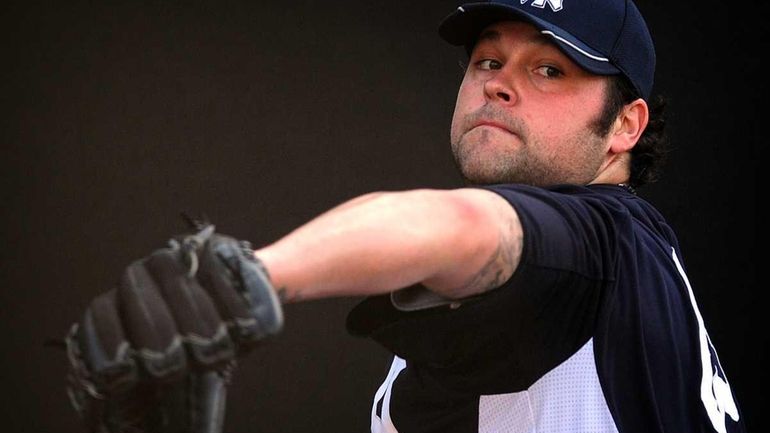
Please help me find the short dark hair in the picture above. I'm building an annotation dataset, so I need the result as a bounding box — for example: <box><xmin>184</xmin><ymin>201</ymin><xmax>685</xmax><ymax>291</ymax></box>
<box><xmin>593</xmin><ymin>75</ymin><xmax>669</xmax><ymax>188</ymax></box>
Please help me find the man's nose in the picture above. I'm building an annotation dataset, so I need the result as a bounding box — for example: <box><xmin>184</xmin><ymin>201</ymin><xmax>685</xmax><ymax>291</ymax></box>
<box><xmin>483</xmin><ymin>72</ymin><xmax>517</xmax><ymax>104</ymax></box>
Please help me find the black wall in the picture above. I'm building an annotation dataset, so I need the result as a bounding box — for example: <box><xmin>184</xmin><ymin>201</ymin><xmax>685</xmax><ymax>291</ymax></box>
<box><xmin>2</xmin><ymin>2</ymin><xmax>761</xmax><ymax>432</ymax></box>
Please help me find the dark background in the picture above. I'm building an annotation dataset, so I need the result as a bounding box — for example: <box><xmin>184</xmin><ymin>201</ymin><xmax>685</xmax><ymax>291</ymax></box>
<box><xmin>2</xmin><ymin>1</ymin><xmax>762</xmax><ymax>432</ymax></box>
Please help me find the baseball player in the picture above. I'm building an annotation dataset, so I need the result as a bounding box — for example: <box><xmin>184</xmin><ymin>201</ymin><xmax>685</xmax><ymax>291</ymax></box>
<box><xmin>63</xmin><ymin>1</ymin><xmax>747</xmax><ymax>432</ymax></box>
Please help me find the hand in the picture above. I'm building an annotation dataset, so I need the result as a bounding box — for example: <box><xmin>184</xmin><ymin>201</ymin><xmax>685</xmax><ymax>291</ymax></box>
<box><xmin>64</xmin><ymin>222</ymin><xmax>283</xmax><ymax>433</ymax></box>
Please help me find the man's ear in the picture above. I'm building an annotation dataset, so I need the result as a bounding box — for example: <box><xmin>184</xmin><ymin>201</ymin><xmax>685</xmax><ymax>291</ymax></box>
<box><xmin>609</xmin><ymin>98</ymin><xmax>649</xmax><ymax>154</ymax></box>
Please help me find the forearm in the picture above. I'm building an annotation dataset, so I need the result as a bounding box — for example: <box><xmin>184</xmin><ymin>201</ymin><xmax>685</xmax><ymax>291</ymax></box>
<box><xmin>254</xmin><ymin>188</ymin><xmax>522</xmax><ymax>303</ymax></box>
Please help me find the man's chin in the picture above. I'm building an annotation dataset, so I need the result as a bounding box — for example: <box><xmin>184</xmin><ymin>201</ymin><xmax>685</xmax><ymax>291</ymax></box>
<box><xmin>457</xmin><ymin>167</ymin><xmax>512</xmax><ymax>186</ymax></box>
<box><xmin>456</xmin><ymin>163</ymin><xmax>547</xmax><ymax>186</ymax></box>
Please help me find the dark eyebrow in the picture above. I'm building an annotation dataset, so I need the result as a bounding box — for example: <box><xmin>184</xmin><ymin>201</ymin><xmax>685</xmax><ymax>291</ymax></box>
<box><xmin>476</xmin><ymin>29</ymin><xmax>500</xmax><ymax>43</ymax></box>
<box><xmin>476</xmin><ymin>26</ymin><xmax>554</xmax><ymax>47</ymax></box>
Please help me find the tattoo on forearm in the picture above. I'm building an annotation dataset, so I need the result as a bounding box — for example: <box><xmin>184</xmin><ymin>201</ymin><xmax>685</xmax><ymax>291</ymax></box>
<box><xmin>462</xmin><ymin>210</ymin><xmax>522</xmax><ymax>295</ymax></box>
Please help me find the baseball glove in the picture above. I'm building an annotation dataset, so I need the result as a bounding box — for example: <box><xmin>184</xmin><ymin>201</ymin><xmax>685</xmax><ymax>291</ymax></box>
<box><xmin>63</xmin><ymin>220</ymin><xmax>284</xmax><ymax>433</ymax></box>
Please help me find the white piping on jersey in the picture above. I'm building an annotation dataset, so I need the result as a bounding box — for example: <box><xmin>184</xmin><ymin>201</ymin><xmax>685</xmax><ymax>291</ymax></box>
<box><xmin>671</xmin><ymin>247</ymin><xmax>739</xmax><ymax>433</ymax></box>
<box><xmin>371</xmin><ymin>356</ymin><xmax>406</xmax><ymax>433</ymax></box>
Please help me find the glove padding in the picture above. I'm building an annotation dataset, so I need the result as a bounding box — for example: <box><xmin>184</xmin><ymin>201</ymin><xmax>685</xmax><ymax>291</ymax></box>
<box><xmin>65</xmin><ymin>224</ymin><xmax>283</xmax><ymax>433</ymax></box>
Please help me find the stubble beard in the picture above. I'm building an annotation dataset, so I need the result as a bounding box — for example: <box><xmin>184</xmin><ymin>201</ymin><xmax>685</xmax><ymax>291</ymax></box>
<box><xmin>450</xmin><ymin>106</ymin><xmax>608</xmax><ymax>187</ymax></box>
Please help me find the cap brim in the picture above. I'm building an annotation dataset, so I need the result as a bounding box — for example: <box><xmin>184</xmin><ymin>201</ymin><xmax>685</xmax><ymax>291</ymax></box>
<box><xmin>439</xmin><ymin>3</ymin><xmax>620</xmax><ymax>77</ymax></box>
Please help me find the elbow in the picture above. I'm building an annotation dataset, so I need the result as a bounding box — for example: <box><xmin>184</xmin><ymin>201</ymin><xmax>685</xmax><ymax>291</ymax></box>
<box><xmin>444</xmin><ymin>190</ymin><xmax>503</xmax><ymax>253</ymax></box>
<box><xmin>422</xmin><ymin>189</ymin><xmax>516</xmax><ymax>297</ymax></box>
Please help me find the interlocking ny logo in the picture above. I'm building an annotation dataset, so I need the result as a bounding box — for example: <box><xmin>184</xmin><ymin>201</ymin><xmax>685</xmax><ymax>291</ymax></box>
<box><xmin>521</xmin><ymin>0</ymin><xmax>564</xmax><ymax>12</ymax></box>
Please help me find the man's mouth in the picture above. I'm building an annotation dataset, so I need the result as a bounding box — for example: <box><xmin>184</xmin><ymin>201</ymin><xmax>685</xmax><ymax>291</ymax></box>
<box><xmin>472</xmin><ymin>120</ymin><xmax>514</xmax><ymax>134</ymax></box>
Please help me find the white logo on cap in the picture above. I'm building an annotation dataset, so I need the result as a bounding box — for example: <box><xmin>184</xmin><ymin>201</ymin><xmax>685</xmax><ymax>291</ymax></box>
<box><xmin>521</xmin><ymin>0</ymin><xmax>563</xmax><ymax>12</ymax></box>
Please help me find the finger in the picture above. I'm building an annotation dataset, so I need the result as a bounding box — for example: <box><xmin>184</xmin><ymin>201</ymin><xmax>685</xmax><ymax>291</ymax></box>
<box><xmin>76</xmin><ymin>289</ymin><xmax>137</xmax><ymax>394</ymax></box>
<box><xmin>196</xmin><ymin>238</ymin><xmax>259</xmax><ymax>342</ymax></box>
<box><xmin>145</xmin><ymin>248</ymin><xmax>235</xmax><ymax>370</ymax></box>
<box><xmin>197</xmin><ymin>236</ymin><xmax>283</xmax><ymax>348</ymax></box>
<box><xmin>156</xmin><ymin>371</ymin><xmax>229</xmax><ymax>433</ymax></box>
<box><xmin>118</xmin><ymin>258</ymin><xmax>187</xmax><ymax>381</ymax></box>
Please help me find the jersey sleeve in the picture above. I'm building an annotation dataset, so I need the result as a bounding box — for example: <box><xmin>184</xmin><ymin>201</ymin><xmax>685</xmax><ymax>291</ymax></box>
<box><xmin>347</xmin><ymin>184</ymin><xmax>631</xmax><ymax>394</ymax></box>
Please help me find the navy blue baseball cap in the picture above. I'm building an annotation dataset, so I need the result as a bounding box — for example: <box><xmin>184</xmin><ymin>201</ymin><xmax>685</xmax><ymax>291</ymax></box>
<box><xmin>439</xmin><ymin>0</ymin><xmax>655</xmax><ymax>99</ymax></box>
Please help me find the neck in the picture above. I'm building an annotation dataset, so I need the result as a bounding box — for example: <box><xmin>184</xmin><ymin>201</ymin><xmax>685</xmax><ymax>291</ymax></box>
<box><xmin>589</xmin><ymin>153</ymin><xmax>631</xmax><ymax>186</ymax></box>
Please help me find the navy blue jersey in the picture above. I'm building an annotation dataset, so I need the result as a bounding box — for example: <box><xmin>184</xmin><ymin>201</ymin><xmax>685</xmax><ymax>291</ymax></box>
<box><xmin>347</xmin><ymin>184</ymin><xmax>745</xmax><ymax>433</ymax></box>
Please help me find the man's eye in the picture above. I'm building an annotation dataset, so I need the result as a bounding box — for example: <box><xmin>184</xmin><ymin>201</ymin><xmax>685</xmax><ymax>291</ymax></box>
<box><xmin>534</xmin><ymin>65</ymin><xmax>563</xmax><ymax>78</ymax></box>
<box><xmin>476</xmin><ymin>59</ymin><xmax>502</xmax><ymax>70</ymax></box>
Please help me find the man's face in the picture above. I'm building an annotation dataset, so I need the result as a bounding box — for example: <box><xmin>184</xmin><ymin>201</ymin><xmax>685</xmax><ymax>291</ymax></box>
<box><xmin>450</xmin><ymin>20</ymin><xmax>612</xmax><ymax>186</ymax></box>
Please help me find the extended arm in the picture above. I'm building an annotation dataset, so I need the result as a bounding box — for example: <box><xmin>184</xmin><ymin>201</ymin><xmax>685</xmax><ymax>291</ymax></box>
<box><xmin>254</xmin><ymin>188</ymin><xmax>523</xmax><ymax>303</ymax></box>
<box><xmin>62</xmin><ymin>188</ymin><xmax>523</xmax><ymax>432</ymax></box>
